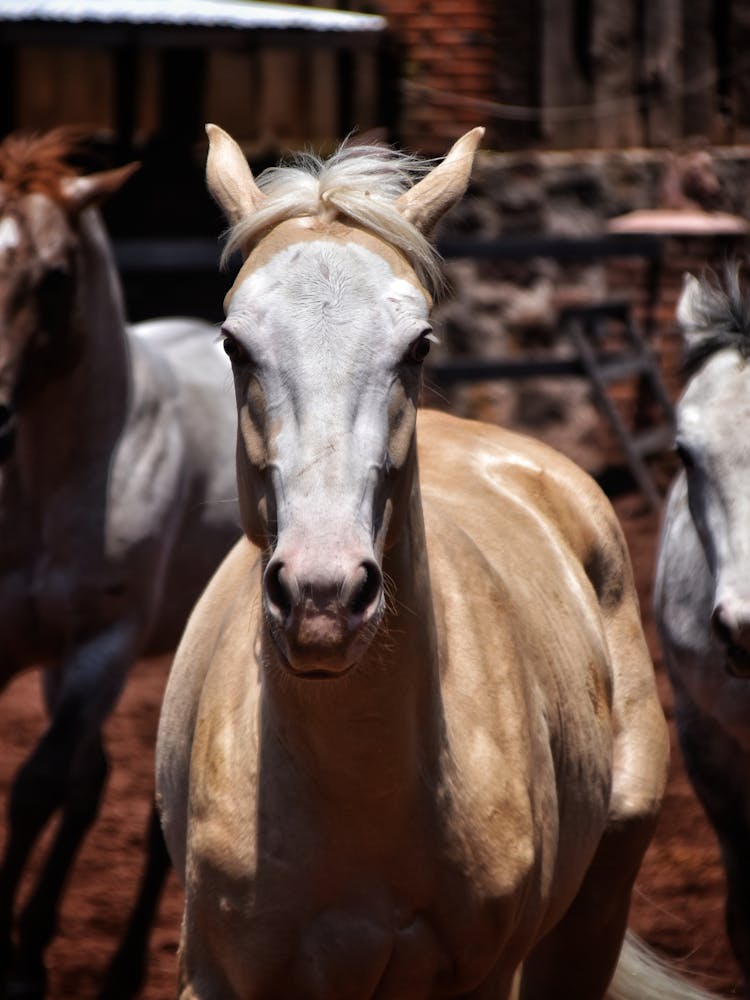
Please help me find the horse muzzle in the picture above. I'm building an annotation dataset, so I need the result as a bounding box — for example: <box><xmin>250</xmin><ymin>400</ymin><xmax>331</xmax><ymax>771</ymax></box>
<box><xmin>263</xmin><ymin>556</ymin><xmax>384</xmax><ymax>677</ymax></box>
<box><xmin>712</xmin><ymin>599</ymin><xmax>750</xmax><ymax>678</ymax></box>
<box><xmin>722</xmin><ymin>643</ymin><xmax>750</xmax><ymax>679</ymax></box>
<box><xmin>0</xmin><ymin>403</ymin><xmax>17</xmax><ymax>463</ymax></box>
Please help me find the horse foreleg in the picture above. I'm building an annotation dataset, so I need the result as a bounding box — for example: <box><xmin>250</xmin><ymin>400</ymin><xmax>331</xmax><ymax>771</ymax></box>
<box><xmin>519</xmin><ymin>812</ymin><xmax>657</xmax><ymax>1000</ymax></box>
<box><xmin>97</xmin><ymin>802</ymin><xmax>172</xmax><ymax>1000</ymax></box>
<box><xmin>721</xmin><ymin>841</ymin><xmax>750</xmax><ymax>1000</ymax></box>
<box><xmin>0</xmin><ymin>726</ymin><xmax>72</xmax><ymax>995</ymax></box>
<box><xmin>8</xmin><ymin>732</ymin><xmax>108</xmax><ymax>1000</ymax></box>
<box><xmin>1</xmin><ymin>626</ymin><xmax>137</xmax><ymax>1000</ymax></box>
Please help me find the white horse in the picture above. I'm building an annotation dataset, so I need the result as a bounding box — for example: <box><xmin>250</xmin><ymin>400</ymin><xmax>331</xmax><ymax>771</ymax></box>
<box><xmin>0</xmin><ymin>130</ymin><xmax>240</xmax><ymax>999</ymax></box>
<box><xmin>655</xmin><ymin>264</ymin><xmax>750</xmax><ymax>998</ymax></box>
<box><xmin>156</xmin><ymin>124</ymin><xmax>715</xmax><ymax>999</ymax></box>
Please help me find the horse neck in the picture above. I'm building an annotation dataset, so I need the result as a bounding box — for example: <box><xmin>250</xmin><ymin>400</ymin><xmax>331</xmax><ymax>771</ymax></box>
<box><xmin>15</xmin><ymin>208</ymin><xmax>131</xmax><ymax>490</ymax></box>
<box><xmin>261</xmin><ymin>450</ymin><xmax>444</xmax><ymax>805</ymax></box>
<box><xmin>74</xmin><ymin>207</ymin><xmax>130</xmax><ymax>382</ymax></box>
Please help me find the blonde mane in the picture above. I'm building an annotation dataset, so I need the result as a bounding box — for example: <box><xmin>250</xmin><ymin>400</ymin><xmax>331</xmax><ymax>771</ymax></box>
<box><xmin>223</xmin><ymin>143</ymin><xmax>445</xmax><ymax>296</ymax></box>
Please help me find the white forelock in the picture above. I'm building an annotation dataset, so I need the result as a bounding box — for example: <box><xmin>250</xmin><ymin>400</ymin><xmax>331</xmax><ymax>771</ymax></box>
<box><xmin>223</xmin><ymin>143</ymin><xmax>445</xmax><ymax>297</ymax></box>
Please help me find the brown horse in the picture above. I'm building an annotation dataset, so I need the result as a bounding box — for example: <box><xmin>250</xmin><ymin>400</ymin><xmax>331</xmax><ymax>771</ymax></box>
<box><xmin>0</xmin><ymin>129</ymin><xmax>241</xmax><ymax>999</ymax></box>
<box><xmin>156</xmin><ymin>125</ymin><xmax>713</xmax><ymax>999</ymax></box>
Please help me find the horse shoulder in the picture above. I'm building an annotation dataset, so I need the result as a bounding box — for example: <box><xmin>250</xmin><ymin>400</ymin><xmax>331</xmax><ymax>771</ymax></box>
<box><xmin>519</xmin><ymin>427</ymin><xmax>670</xmax><ymax>827</ymax></box>
<box><xmin>156</xmin><ymin>536</ymin><xmax>263</xmax><ymax>883</ymax></box>
<box><xmin>507</xmin><ymin>421</ymin><xmax>669</xmax><ymax>827</ymax></box>
<box><xmin>418</xmin><ymin>409</ymin><xmax>667</xmax><ymax>825</ymax></box>
<box><xmin>417</xmin><ymin>415</ymin><xmax>616</xmax><ymax>920</ymax></box>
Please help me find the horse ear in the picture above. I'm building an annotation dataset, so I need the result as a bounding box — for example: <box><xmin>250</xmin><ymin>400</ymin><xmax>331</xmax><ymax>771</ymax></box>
<box><xmin>396</xmin><ymin>127</ymin><xmax>484</xmax><ymax>234</ymax></box>
<box><xmin>205</xmin><ymin>123</ymin><xmax>267</xmax><ymax>226</ymax></box>
<box><xmin>676</xmin><ymin>273</ymin><xmax>706</xmax><ymax>334</ymax></box>
<box><xmin>60</xmin><ymin>162</ymin><xmax>140</xmax><ymax>215</ymax></box>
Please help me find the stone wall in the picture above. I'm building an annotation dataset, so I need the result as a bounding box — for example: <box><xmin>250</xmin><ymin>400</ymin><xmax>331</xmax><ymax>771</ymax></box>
<box><xmin>424</xmin><ymin>146</ymin><xmax>750</xmax><ymax>475</ymax></box>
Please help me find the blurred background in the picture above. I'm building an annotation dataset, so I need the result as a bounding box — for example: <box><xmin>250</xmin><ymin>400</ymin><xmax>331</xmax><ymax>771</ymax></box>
<box><xmin>2</xmin><ymin>1</ymin><xmax>749</xmax><ymax>996</ymax></box>
<box><xmin>4</xmin><ymin>0</ymin><xmax>750</xmax><ymax>486</ymax></box>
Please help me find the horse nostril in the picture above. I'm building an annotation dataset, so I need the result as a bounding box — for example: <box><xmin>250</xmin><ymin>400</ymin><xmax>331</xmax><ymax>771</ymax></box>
<box><xmin>348</xmin><ymin>561</ymin><xmax>383</xmax><ymax>619</ymax></box>
<box><xmin>0</xmin><ymin>403</ymin><xmax>17</xmax><ymax>463</ymax></box>
<box><xmin>712</xmin><ymin>609</ymin><xmax>732</xmax><ymax>648</ymax></box>
<box><xmin>711</xmin><ymin>603</ymin><xmax>750</xmax><ymax>651</ymax></box>
<box><xmin>264</xmin><ymin>561</ymin><xmax>294</xmax><ymax>625</ymax></box>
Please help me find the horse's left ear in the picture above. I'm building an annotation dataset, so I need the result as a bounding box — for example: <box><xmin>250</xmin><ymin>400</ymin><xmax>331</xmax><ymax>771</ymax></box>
<box><xmin>60</xmin><ymin>162</ymin><xmax>140</xmax><ymax>215</ymax></box>
<box><xmin>396</xmin><ymin>127</ymin><xmax>484</xmax><ymax>234</ymax></box>
<box><xmin>676</xmin><ymin>273</ymin><xmax>705</xmax><ymax>333</ymax></box>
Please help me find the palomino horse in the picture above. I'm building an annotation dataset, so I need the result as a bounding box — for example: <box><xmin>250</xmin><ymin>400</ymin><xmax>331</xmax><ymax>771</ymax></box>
<box><xmin>655</xmin><ymin>264</ymin><xmax>750</xmax><ymax>997</ymax></box>
<box><xmin>0</xmin><ymin>130</ymin><xmax>240</xmax><ymax>999</ymax></box>
<box><xmin>156</xmin><ymin>125</ymin><xmax>714</xmax><ymax>999</ymax></box>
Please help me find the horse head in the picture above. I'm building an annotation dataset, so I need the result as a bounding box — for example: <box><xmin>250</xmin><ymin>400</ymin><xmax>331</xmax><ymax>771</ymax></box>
<box><xmin>0</xmin><ymin>130</ymin><xmax>137</xmax><ymax>462</ymax></box>
<box><xmin>674</xmin><ymin>266</ymin><xmax>750</xmax><ymax>675</ymax></box>
<box><xmin>206</xmin><ymin>124</ymin><xmax>483</xmax><ymax>677</ymax></box>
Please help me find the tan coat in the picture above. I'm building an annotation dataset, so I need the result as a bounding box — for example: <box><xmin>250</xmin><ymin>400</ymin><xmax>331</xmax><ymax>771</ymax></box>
<box><xmin>156</xmin><ymin>125</ymin><xmax>707</xmax><ymax>1000</ymax></box>
<box><xmin>158</xmin><ymin>409</ymin><xmax>667</xmax><ymax>999</ymax></box>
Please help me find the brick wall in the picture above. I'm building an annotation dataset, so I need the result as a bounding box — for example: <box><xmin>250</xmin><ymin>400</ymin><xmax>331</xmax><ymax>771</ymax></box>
<box><xmin>372</xmin><ymin>0</ymin><xmax>497</xmax><ymax>153</ymax></box>
<box><xmin>364</xmin><ymin>0</ymin><xmax>750</xmax><ymax>155</ymax></box>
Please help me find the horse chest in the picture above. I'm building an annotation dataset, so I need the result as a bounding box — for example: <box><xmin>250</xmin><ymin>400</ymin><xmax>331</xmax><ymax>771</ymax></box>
<box><xmin>207</xmin><ymin>874</ymin><xmax>513</xmax><ymax>999</ymax></box>
<box><xmin>186</xmin><ymin>647</ymin><xmax>554</xmax><ymax>998</ymax></box>
<box><xmin>285</xmin><ymin>896</ymin><xmax>510</xmax><ymax>999</ymax></box>
<box><xmin>192</xmin><ymin>781</ymin><xmax>526</xmax><ymax>999</ymax></box>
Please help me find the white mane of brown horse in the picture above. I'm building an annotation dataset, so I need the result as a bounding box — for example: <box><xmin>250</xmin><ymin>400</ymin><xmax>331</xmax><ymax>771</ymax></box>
<box><xmin>0</xmin><ymin>129</ymin><xmax>241</xmax><ymax>999</ymax></box>
<box><xmin>156</xmin><ymin>125</ymin><xmax>714</xmax><ymax>999</ymax></box>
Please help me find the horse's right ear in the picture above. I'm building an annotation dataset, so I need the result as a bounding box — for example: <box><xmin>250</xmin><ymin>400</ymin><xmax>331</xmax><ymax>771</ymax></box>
<box><xmin>396</xmin><ymin>127</ymin><xmax>484</xmax><ymax>235</ymax></box>
<box><xmin>205</xmin><ymin>124</ymin><xmax>267</xmax><ymax>226</ymax></box>
<box><xmin>676</xmin><ymin>273</ymin><xmax>705</xmax><ymax>333</ymax></box>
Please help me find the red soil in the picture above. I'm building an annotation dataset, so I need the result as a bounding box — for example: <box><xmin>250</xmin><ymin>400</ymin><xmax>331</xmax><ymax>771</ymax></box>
<box><xmin>0</xmin><ymin>494</ymin><xmax>743</xmax><ymax>998</ymax></box>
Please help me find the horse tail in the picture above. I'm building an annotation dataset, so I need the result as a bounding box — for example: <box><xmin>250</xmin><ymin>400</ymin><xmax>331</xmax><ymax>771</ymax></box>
<box><xmin>607</xmin><ymin>931</ymin><xmax>721</xmax><ymax>1000</ymax></box>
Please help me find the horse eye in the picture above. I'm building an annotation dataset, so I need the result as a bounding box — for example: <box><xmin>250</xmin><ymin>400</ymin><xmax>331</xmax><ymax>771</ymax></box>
<box><xmin>40</xmin><ymin>265</ymin><xmax>69</xmax><ymax>295</ymax></box>
<box><xmin>38</xmin><ymin>266</ymin><xmax>71</xmax><ymax>327</ymax></box>
<box><xmin>43</xmin><ymin>264</ymin><xmax>67</xmax><ymax>282</ymax></box>
<box><xmin>222</xmin><ymin>334</ymin><xmax>250</xmax><ymax>366</ymax></box>
<box><xmin>406</xmin><ymin>332</ymin><xmax>433</xmax><ymax>365</ymax></box>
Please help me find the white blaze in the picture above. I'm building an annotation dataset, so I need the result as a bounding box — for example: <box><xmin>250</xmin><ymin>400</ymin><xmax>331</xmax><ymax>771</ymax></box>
<box><xmin>0</xmin><ymin>216</ymin><xmax>21</xmax><ymax>253</ymax></box>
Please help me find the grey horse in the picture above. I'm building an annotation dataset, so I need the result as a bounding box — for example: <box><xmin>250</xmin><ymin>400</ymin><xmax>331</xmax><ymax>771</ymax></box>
<box><xmin>655</xmin><ymin>263</ymin><xmax>750</xmax><ymax>998</ymax></box>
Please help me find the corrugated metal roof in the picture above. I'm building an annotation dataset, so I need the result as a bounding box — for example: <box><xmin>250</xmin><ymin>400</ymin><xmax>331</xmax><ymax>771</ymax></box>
<box><xmin>0</xmin><ymin>0</ymin><xmax>386</xmax><ymax>34</ymax></box>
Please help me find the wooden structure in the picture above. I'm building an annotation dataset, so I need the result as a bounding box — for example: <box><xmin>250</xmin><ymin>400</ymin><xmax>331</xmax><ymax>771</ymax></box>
<box><xmin>3</xmin><ymin>1</ymin><xmax>748</xmax><ymax>157</ymax></box>
<box><xmin>517</xmin><ymin>0</ymin><xmax>750</xmax><ymax>150</ymax></box>
<box><xmin>0</xmin><ymin>0</ymin><xmax>393</xmax><ymax>157</ymax></box>
<box><xmin>0</xmin><ymin>0</ymin><xmax>394</xmax><ymax>319</ymax></box>
<box><xmin>428</xmin><ymin>233</ymin><xmax>676</xmax><ymax>508</ymax></box>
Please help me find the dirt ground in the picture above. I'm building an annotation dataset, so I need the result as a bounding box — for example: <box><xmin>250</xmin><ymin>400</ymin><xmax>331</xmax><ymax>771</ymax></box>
<box><xmin>0</xmin><ymin>493</ymin><xmax>744</xmax><ymax>999</ymax></box>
